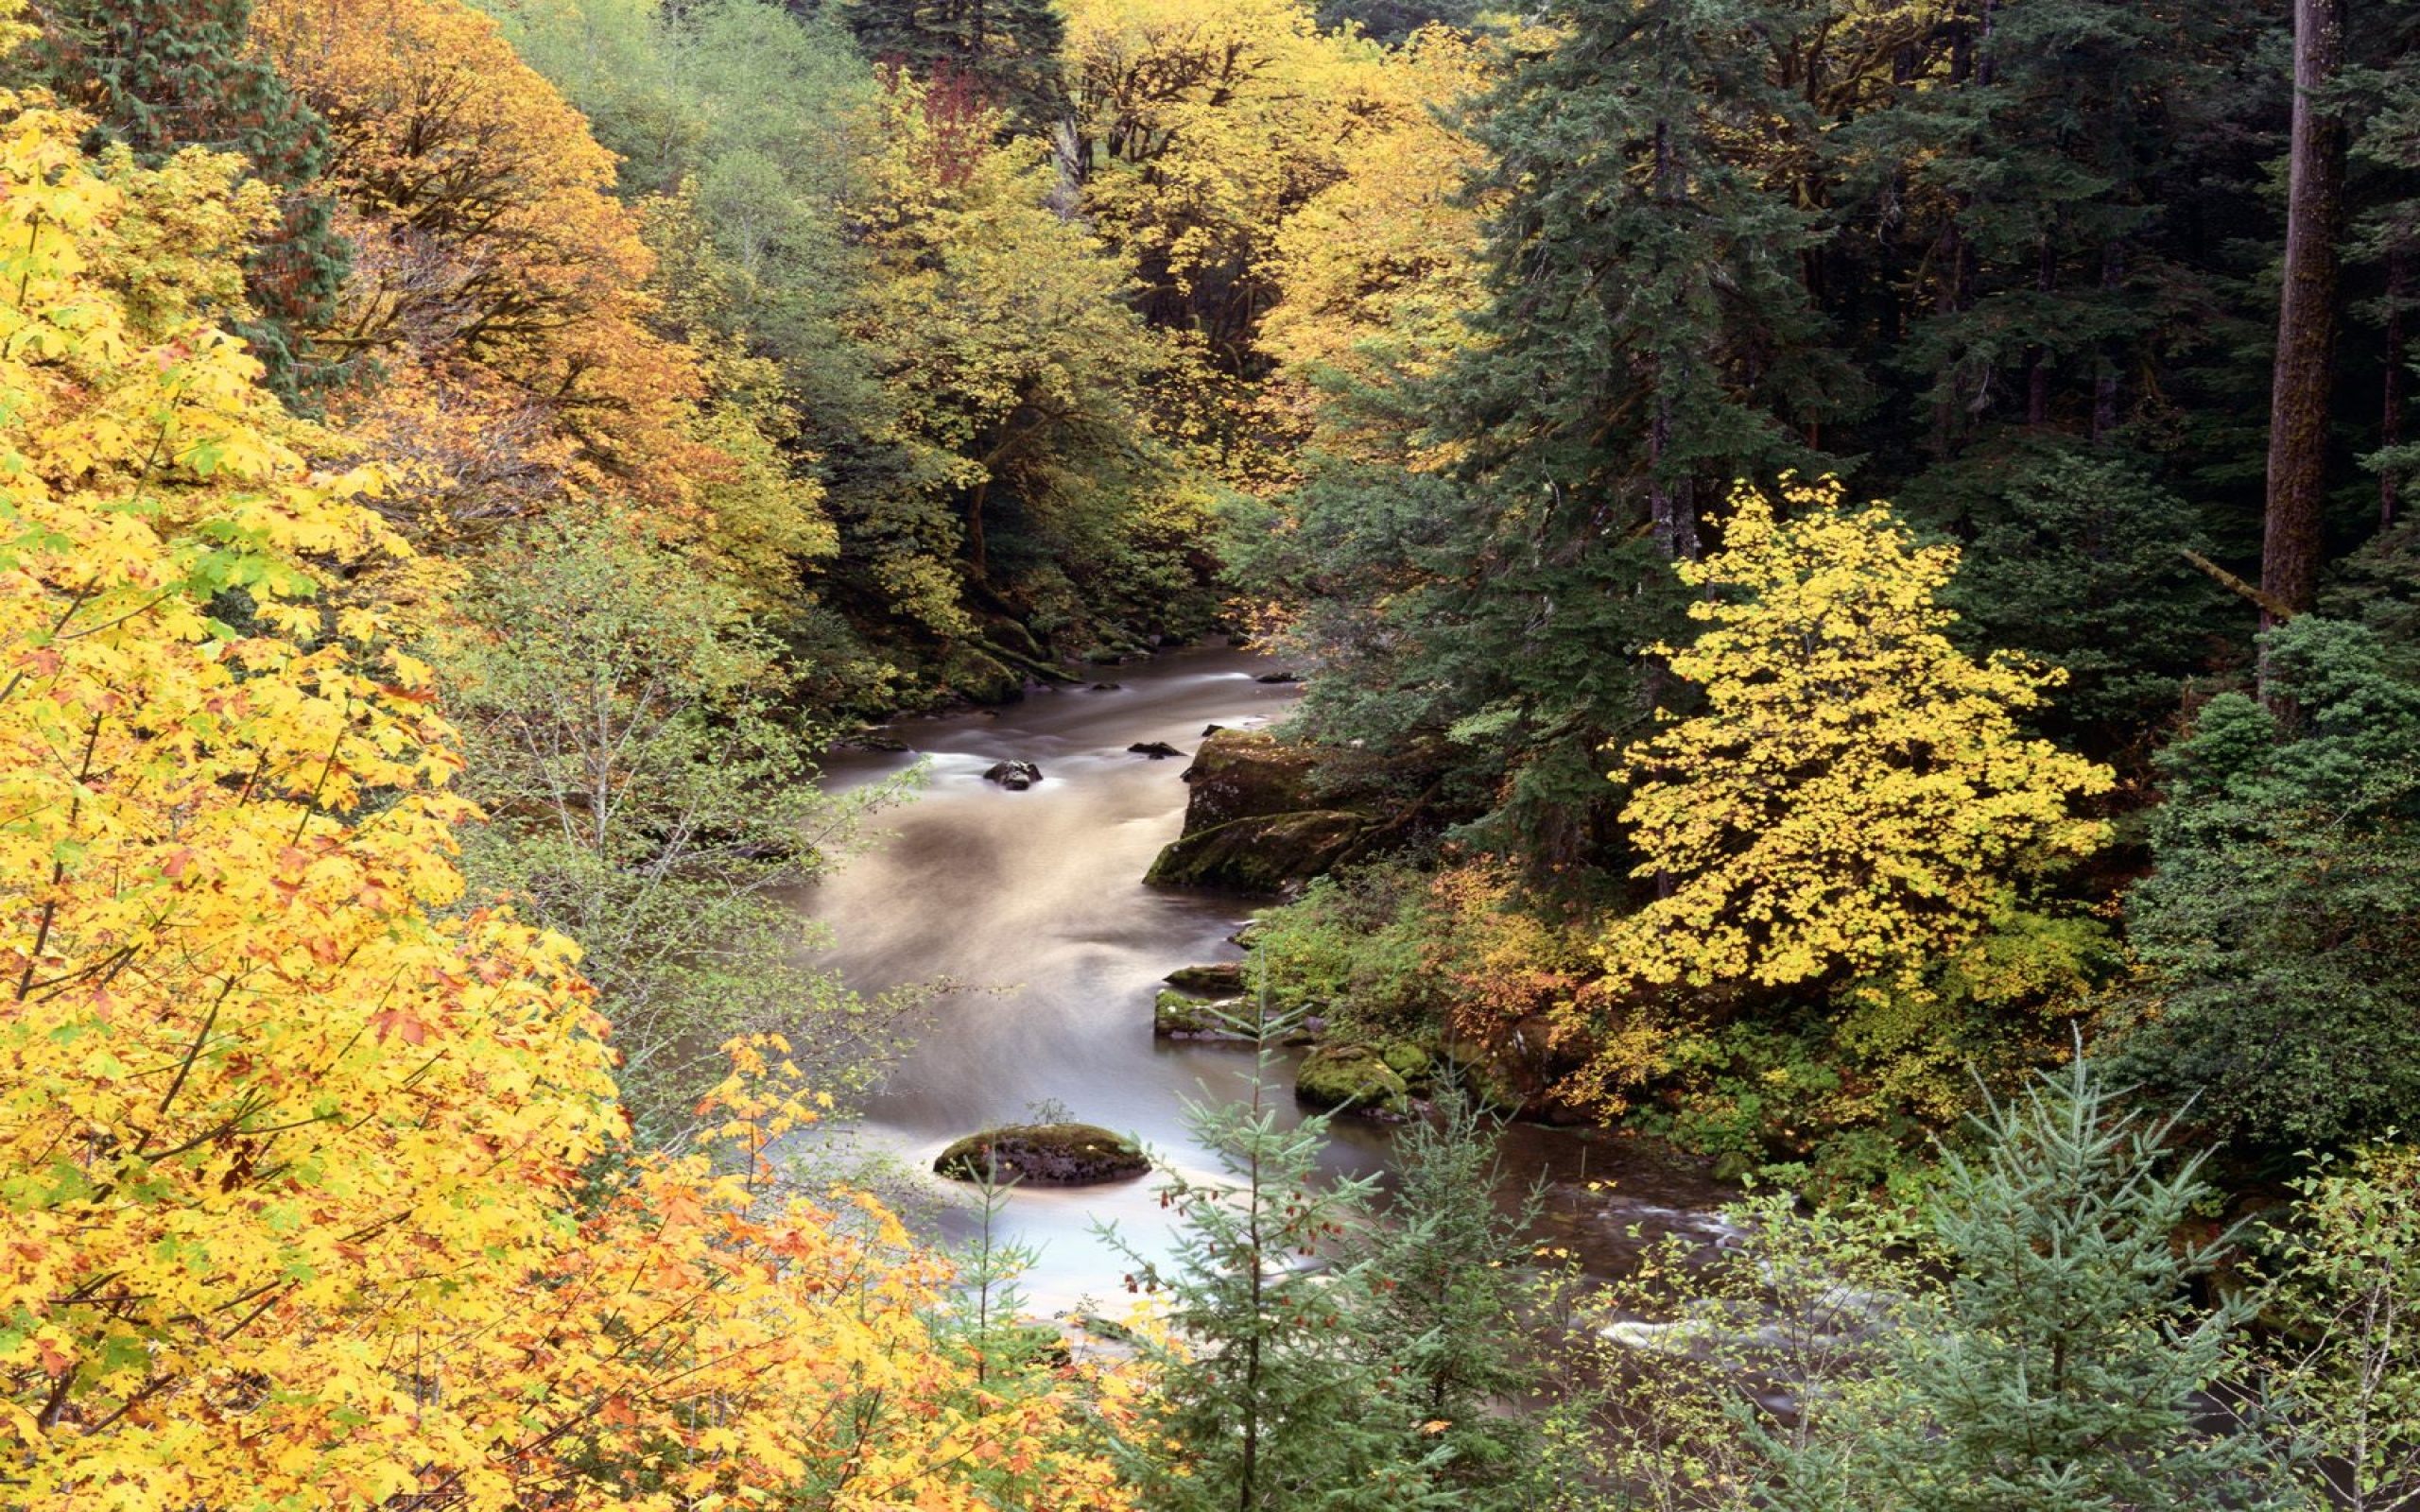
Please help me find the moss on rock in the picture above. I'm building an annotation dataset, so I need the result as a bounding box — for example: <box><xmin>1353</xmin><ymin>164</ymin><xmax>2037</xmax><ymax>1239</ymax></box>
<box><xmin>933</xmin><ymin>1124</ymin><xmax>1149</xmax><ymax>1185</ymax></box>
<box><xmin>1145</xmin><ymin>809</ymin><xmax>1367</xmax><ymax>893</ymax></box>
<box><xmin>1294</xmin><ymin>1043</ymin><xmax>1410</xmax><ymax>1117</ymax></box>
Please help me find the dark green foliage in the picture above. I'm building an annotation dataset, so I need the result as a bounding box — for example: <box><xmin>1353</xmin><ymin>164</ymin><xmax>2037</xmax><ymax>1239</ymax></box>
<box><xmin>2118</xmin><ymin>616</ymin><xmax>2420</xmax><ymax>1154</ymax></box>
<box><xmin>836</xmin><ymin>0</ymin><xmax>1064</xmax><ymax>130</ymax></box>
<box><xmin>1759</xmin><ymin>1057</ymin><xmax>2290</xmax><ymax>1512</ymax></box>
<box><xmin>1923</xmin><ymin>441</ymin><xmax>2228</xmax><ymax>740</ymax></box>
<box><xmin>1339</xmin><ymin>1091</ymin><xmax>1541</xmax><ymax>1507</ymax></box>
<box><xmin>1098</xmin><ymin>1005</ymin><xmax>1455</xmax><ymax>1512</ymax></box>
<box><xmin>26</xmin><ymin>0</ymin><xmax>351</xmax><ymax>404</ymax></box>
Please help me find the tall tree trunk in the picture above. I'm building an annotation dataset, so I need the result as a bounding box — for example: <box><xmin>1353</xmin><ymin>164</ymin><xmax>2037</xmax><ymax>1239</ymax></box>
<box><xmin>2260</xmin><ymin>0</ymin><xmax>2348</xmax><ymax>635</ymax></box>
<box><xmin>2091</xmin><ymin>239</ymin><xmax>2126</xmax><ymax>442</ymax></box>
<box><xmin>2027</xmin><ymin>232</ymin><xmax>2055</xmax><ymax>426</ymax></box>
<box><xmin>2385</xmin><ymin>245</ymin><xmax>2409</xmax><ymax>531</ymax></box>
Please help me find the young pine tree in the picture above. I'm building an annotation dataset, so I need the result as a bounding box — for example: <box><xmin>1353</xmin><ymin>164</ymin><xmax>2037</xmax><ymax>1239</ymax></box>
<box><xmin>1338</xmin><ymin>1088</ymin><xmax>1543</xmax><ymax>1508</ymax></box>
<box><xmin>1100</xmin><ymin>1003</ymin><xmax>1454</xmax><ymax>1512</ymax></box>
<box><xmin>1758</xmin><ymin>1056</ymin><xmax>2290</xmax><ymax>1512</ymax></box>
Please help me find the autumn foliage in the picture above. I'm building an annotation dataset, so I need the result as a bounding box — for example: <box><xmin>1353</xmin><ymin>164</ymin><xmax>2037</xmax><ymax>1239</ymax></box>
<box><xmin>252</xmin><ymin>0</ymin><xmax>718</xmax><ymax>529</ymax></box>
<box><xmin>1598</xmin><ymin>478</ymin><xmax>2114</xmax><ymax>998</ymax></box>
<box><xmin>0</xmin><ymin>87</ymin><xmax>1133</xmax><ymax>1509</ymax></box>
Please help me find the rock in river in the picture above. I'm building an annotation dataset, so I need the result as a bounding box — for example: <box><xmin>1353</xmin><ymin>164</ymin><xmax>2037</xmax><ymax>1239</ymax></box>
<box><xmin>1145</xmin><ymin>809</ymin><xmax>1365</xmax><ymax>892</ymax></box>
<box><xmin>1128</xmin><ymin>741</ymin><xmax>1185</xmax><ymax>760</ymax></box>
<box><xmin>933</xmin><ymin>1124</ymin><xmax>1150</xmax><ymax>1185</ymax></box>
<box><xmin>983</xmin><ymin>760</ymin><xmax>1044</xmax><ymax>790</ymax></box>
<box><xmin>1164</xmin><ymin>961</ymin><xmax>1246</xmax><ymax>993</ymax></box>
<box><xmin>1293</xmin><ymin>1043</ymin><xmax>1411</xmax><ymax>1118</ymax></box>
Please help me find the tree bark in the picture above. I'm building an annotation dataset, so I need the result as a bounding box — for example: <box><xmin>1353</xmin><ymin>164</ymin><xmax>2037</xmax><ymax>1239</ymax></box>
<box><xmin>2384</xmin><ymin>245</ymin><xmax>2409</xmax><ymax>531</ymax></box>
<box><xmin>2260</xmin><ymin>0</ymin><xmax>2348</xmax><ymax>633</ymax></box>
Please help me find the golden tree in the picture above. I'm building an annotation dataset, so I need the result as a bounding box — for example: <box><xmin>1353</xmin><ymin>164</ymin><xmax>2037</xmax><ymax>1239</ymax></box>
<box><xmin>1598</xmin><ymin>478</ymin><xmax>2113</xmax><ymax>997</ymax></box>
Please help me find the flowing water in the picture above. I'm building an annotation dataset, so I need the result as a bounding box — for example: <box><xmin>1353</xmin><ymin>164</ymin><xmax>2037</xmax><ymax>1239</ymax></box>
<box><xmin>804</xmin><ymin>645</ymin><xmax>1737</xmax><ymax>1309</ymax></box>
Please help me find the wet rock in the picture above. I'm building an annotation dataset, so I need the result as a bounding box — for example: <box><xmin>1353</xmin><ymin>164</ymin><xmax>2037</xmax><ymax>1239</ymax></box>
<box><xmin>1091</xmin><ymin>682</ymin><xmax>1124</xmax><ymax>691</ymax></box>
<box><xmin>1154</xmin><ymin>989</ymin><xmax>1252</xmax><ymax>1040</ymax></box>
<box><xmin>1201</xmin><ymin>723</ymin><xmax>1226</xmax><ymax>737</ymax></box>
<box><xmin>1128</xmin><ymin>741</ymin><xmax>1185</xmax><ymax>760</ymax></box>
<box><xmin>1294</xmin><ymin>1043</ymin><xmax>1410</xmax><ymax>1118</ymax></box>
<box><xmin>1154</xmin><ymin>988</ymin><xmax>1320</xmax><ymax>1043</ymax></box>
<box><xmin>983</xmin><ymin>760</ymin><xmax>1044</xmax><ymax>790</ymax></box>
<box><xmin>1145</xmin><ymin>810</ymin><xmax>1366</xmax><ymax>893</ymax></box>
<box><xmin>1176</xmin><ymin>730</ymin><xmax>1323</xmax><ymax>830</ymax></box>
<box><xmin>1255</xmin><ymin>670</ymin><xmax>1301</xmax><ymax>684</ymax></box>
<box><xmin>933</xmin><ymin>1124</ymin><xmax>1150</xmax><ymax>1186</ymax></box>
<box><xmin>1165</xmin><ymin>961</ymin><xmax>1246</xmax><ymax>993</ymax></box>
<box><xmin>936</xmin><ymin>644</ymin><xmax>1026</xmax><ymax>706</ymax></box>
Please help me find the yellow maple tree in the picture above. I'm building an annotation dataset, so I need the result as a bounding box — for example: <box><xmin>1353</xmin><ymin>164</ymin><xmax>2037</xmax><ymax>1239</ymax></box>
<box><xmin>1594</xmin><ymin>478</ymin><xmax>2113</xmax><ymax>1000</ymax></box>
<box><xmin>0</xmin><ymin>85</ymin><xmax>1136</xmax><ymax>1509</ymax></box>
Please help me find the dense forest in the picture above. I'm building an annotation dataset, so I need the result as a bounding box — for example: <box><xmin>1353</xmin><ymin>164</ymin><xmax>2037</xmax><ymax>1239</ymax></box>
<box><xmin>1</xmin><ymin>0</ymin><xmax>2417</xmax><ymax>1502</ymax></box>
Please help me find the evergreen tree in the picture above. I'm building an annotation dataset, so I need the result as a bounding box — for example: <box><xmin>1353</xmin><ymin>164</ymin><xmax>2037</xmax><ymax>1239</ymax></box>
<box><xmin>1338</xmin><ymin>1089</ymin><xmax>1542</xmax><ymax>1508</ymax></box>
<box><xmin>1271</xmin><ymin>0</ymin><xmax>1857</xmax><ymax>867</ymax></box>
<box><xmin>26</xmin><ymin>0</ymin><xmax>352</xmax><ymax>404</ymax></box>
<box><xmin>2118</xmin><ymin>616</ymin><xmax>2420</xmax><ymax>1154</ymax></box>
<box><xmin>1099</xmin><ymin>1004</ymin><xmax>1453</xmax><ymax>1512</ymax></box>
<box><xmin>837</xmin><ymin>0</ymin><xmax>1065</xmax><ymax>132</ymax></box>
<box><xmin>1759</xmin><ymin>1056</ymin><xmax>2290</xmax><ymax>1512</ymax></box>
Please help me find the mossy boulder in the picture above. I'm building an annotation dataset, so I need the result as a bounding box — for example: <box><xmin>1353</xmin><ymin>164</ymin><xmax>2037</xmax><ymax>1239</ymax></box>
<box><xmin>1153</xmin><ymin>988</ymin><xmax>1321</xmax><ymax>1044</ymax></box>
<box><xmin>1176</xmin><ymin>730</ymin><xmax>1322</xmax><ymax>831</ymax></box>
<box><xmin>935</xmin><ymin>644</ymin><xmax>1025</xmax><ymax>705</ymax></box>
<box><xmin>933</xmin><ymin>1124</ymin><xmax>1149</xmax><ymax>1186</ymax></box>
<box><xmin>1294</xmin><ymin>1043</ymin><xmax>1411</xmax><ymax>1117</ymax></box>
<box><xmin>1145</xmin><ymin>810</ymin><xmax>1366</xmax><ymax>893</ymax></box>
<box><xmin>1165</xmin><ymin>962</ymin><xmax>1247</xmax><ymax>994</ymax></box>
<box><xmin>1379</xmin><ymin>1040</ymin><xmax>1435</xmax><ymax>1089</ymax></box>
<box><xmin>1154</xmin><ymin>988</ymin><xmax>1247</xmax><ymax>1039</ymax></box>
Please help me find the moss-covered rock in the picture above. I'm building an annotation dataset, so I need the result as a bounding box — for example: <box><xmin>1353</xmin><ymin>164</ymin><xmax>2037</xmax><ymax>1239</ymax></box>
<box><xmin>933</xmin><ymin>1124</ymin><xmax>1149</xmax><ymax>1185</ymax></box>
<box><xmin>1294</xmin><ymin>1043</ymin><xmax>1410</xmax><ymax>1117</ymax></box>
<box><xmin>1154</xmin><ymin>988</ymin><xmax>1248</xmax><ymax>1039</ymax></box>
<box><xmin>1145</xmin><ymin>809</ymin><xmax>1366</xmax><ymax>893</ymax></box>
<box><xmin>1176</xmin><ymin>730</ymin><xmax>1322</xmax><ymax>831</ymax></box>
<box><xmin>1165</xmin><ymin>962</ymin><xmax>1246</xmax><ymax>994</ymax></box>
<box><xmin>1379</xmin><ymin>1040</ymin><xmax>1435</xmax><ymax>1089</ymax></box>
<box><xmin>1153</xmin><ymin>988</ymin><xmax>1322</xmax><ymax>1043</ymax></box>
<box><xmin>935</xmin><ymin>644</ymin><xmax>1026</xmax><ymax>705</ymax></box>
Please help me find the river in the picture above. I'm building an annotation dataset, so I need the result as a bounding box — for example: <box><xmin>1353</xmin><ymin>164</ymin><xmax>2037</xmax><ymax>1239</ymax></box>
<box><xmin>806</xmin><ymin>645</ymin><xmax>1737</xmax><ymax>1308</ymax></box>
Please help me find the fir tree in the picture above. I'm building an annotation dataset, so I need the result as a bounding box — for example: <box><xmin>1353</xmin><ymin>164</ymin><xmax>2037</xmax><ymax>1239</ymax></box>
<box><xmin>1338</xmin><ymin>1088</ymin><xmax>1542</xmax><ymax>1509</ymax></box>
<box><xmin>1270</xmin><ymin>0</ymin><xmax>1857</xmax><ymax>867</ymax></box>
<box><xmin>1099</xmin><ymin>1002</ymin><xmax>1454</xmax><ymax>1512</ymax></box>
<box><xmin>1759</xmin><ymin>1056</ymin><xmax>2290</xmax><ymax>1512</ymax></box>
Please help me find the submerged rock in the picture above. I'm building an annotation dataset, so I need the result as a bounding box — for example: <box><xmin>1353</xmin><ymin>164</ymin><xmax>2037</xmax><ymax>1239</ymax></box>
<box><xmin>1254</xmin><ymin>670</ymin><xmax>1301</xmax><ymax>684</ymax></box>
<box><xmin>983</xmin><ymin>760</ymin><xmax>1044</xmax><ymax>790</ymax></box>
<box><xmin>1128</xmin><ymin>741</ymin><xmax>1185</xmax><ymax>760</ymax></box>
<box><xmin>933</xmin><ymin>1124</ymin><xmax>1150</xmax><ymax>1186</ymax></box>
